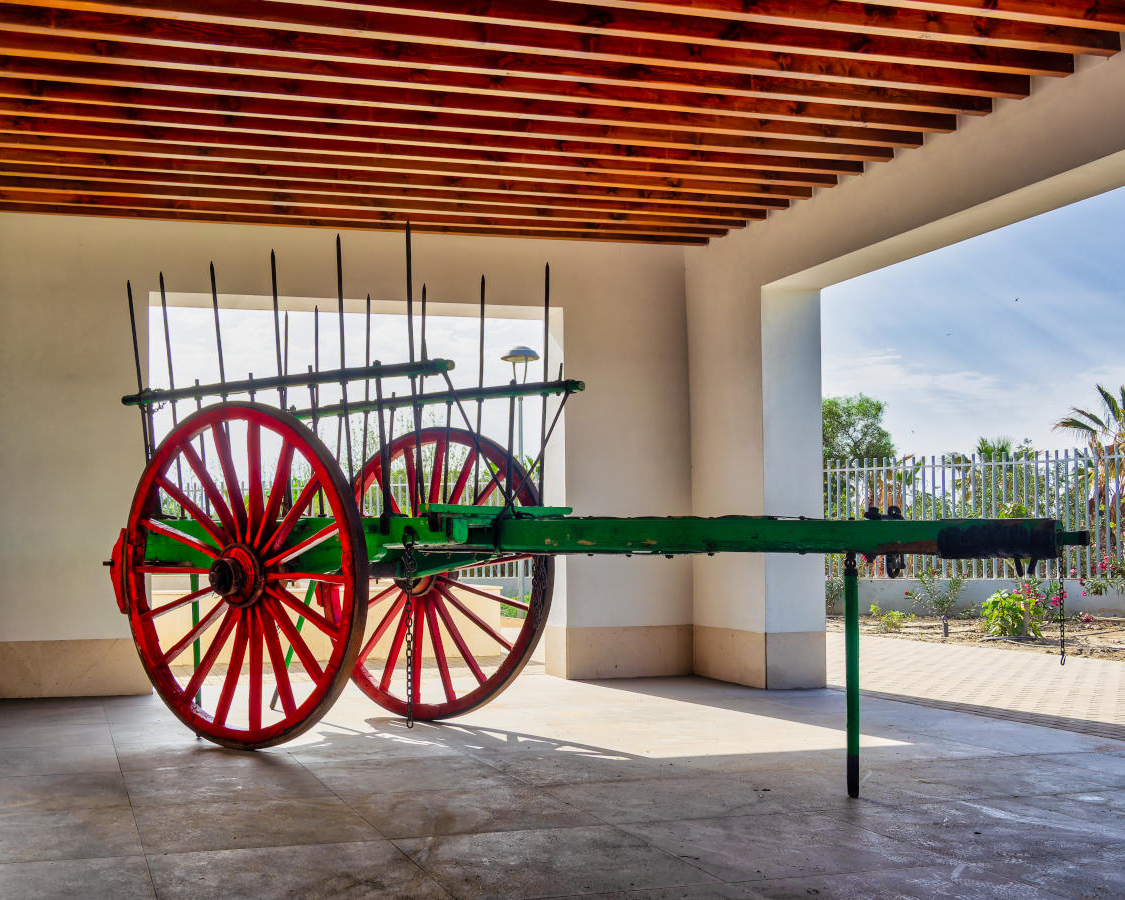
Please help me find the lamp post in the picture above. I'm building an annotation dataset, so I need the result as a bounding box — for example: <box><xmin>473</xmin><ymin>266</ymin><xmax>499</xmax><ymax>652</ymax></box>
<box><xmin>501</xmin><ymin>344</ymin><xmax>539</xmax><ymax>605</ymax></box>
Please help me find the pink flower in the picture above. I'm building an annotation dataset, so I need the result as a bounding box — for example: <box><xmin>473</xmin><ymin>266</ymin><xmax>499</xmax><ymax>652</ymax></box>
<box><xmin>1082</xmin><ymin>590</ymin><xmax>1088</xmax><ymax>596</ymax></box>
<box><xmin>1050</xmin><ymin>598</ymin><xmax>1061</xmax><ymax>607</ymax></box>
<box><xmin>1070</xmin><ymin>568</ymin><xmax>1078</xmax><ymax>576</ymax></box>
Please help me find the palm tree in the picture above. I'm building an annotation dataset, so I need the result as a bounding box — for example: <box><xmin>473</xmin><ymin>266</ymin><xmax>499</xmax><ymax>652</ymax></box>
<box><xmin>1053</xmin><ymin>384</ymin><xmax>1125</xmax><ymax>533</ymax></box>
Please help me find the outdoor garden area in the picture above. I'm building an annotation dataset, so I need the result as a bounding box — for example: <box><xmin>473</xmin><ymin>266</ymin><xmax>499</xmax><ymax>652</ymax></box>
<box><xmin>824</xmin><ymin>384</ymin><xmax>1125</xmax><ymax>660</ymax></box>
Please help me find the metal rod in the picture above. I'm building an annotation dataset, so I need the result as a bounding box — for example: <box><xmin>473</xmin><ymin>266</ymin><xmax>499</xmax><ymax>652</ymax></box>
<box><xmin>442</xmin><ymin>371</ymin><xmax>514</xmax><ymax>509</ymax></box>
<box><xmin>374</xmin><ymin>361</ymin><xmax>391</xmax><ymax>532</ymax></box>
<box><xmin>507</xmin><ymin>388</ymin><xmax>572</xmax><ymax>506</ymax></box>
<box><xmin>539</xmin><ymin>262</ymin><xmax>549</xmax><ymax>498</ymax></box>
<box><xmin>125</xmin><ymin>281</ymin><xmax>152</xmax><ymax>461</ymax></box>
<box><xmin>474</xmin><ymin>275</ymin><xmax>486</xmax><ymax>502</ymax></box>
<box><xmin>122</xmin><ymin>359</ymin><xmax>454</xmax><ymax>408</ymax></box>
<box><xmin>193</xmin><ymin>378</ymin><xmax>209</xmax><ymax>516</ymax></box>
<box><xmin>337</xmin><ymin>236</ymin><xmax>354</xmax><ymax>484</ymax></box>
<box><xmin>500</xmin><ymin>381</ymin><xmax>516</xmax><ymax>517</ymax></box>
<box><xmin>442</xmin><ymin>400</ymin><xmax>452</xmax><ymax>504</ymax></box>
<box><xmin>158</xmin><ymin>274</ymin><xmax>185</xmax><ymax>508</ymax></box>
<box><xmin>844</xmin><ymin>550</ymin><xmax>860</xmax><ymax>798</ymax></box>
<box><xmin>209</xmin><ymin>262</ymin><xmax>227</xmax><ymax>399</ymax></box>
<box><xmin>290</xmin><ymin>379</ymin><xmax>583</xmax><ymax>421</ymax></box>
<box><xmin>271</xmin><ymin>250</ymin><xmax>286</xmax><ymax>410</ymax></box>
<box><xmin>361</xmin><ymin>294</ymin><xmax>372</xmax><ymax>514</ymax></box>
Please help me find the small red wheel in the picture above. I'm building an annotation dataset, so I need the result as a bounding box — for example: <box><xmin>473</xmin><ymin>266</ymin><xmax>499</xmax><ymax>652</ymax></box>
<box><xmin>116</xmin><ymin>402</ymin><xmax>367</xmax><ymax>749</ymax></box>
<box><xmin>352</xmin><ymin>427</ymin><xmax>553</xmax><ymax>719</ymax></box>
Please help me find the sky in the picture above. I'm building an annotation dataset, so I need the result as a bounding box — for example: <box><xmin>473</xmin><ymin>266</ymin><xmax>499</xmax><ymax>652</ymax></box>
<box><xmin>822</xmin><ymin>184</ymin><xmax>1125</xmax><ymax>458</ymax></box>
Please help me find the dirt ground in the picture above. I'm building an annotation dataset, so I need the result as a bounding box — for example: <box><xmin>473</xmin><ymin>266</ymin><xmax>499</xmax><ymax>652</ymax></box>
<box><xmin>826</xmin><ymin>614</ymin><xmax>1125</xmax><ymax>661</ymax></box>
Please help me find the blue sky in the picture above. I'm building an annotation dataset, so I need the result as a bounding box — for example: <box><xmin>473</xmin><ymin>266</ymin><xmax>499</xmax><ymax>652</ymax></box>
<box><xmin>822</xmin><ymin>184</ymin><xmax>1125</xmax><ymax>457</ymax></box>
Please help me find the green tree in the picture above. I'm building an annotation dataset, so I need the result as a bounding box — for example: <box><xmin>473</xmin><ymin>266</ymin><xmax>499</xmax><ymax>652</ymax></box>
<box><xmin>1053</xmin><ymin>384</ymin><xmax>1125</xmax><ymax>454</ymax></box>
<box><xmin>822</xmin><ymin>393</ymin><xmax>896</xmax><ymax>465</ymax></box>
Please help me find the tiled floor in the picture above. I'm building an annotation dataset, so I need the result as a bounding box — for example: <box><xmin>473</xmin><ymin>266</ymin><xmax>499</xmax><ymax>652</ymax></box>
<box><xmin>4</xmin><ymin>664</ymin><xmax>1125</xmax><ymax>898</ymax></box>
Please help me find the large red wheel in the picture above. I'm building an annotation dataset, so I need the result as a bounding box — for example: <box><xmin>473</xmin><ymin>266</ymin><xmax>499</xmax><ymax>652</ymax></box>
<box><xmin>352</xmin><ymin>427</ymin><xmax>553</xmax><ymax>719</ymax></box>
<box><xmin>114</xmin><ymin>402</ymin><xmax>368</xmax><ymax>749</ymax></box>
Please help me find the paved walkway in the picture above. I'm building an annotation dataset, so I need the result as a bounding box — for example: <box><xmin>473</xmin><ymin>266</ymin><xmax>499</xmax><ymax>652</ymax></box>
<box><xmin>827</xmin><ymin>632</ymin><xmax>1125</xmax><ymax>740</ymax></box>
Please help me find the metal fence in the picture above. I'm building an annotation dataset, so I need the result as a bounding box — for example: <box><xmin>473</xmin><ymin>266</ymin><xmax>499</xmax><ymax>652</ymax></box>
<box><xmin>824</xmin><ymin>448</ymin><xmax>1122</xmax><ymax>580</ymax></box>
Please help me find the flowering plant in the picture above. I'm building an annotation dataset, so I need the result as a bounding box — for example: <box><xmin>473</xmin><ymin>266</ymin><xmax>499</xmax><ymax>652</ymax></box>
<box><xmin>981</xmin><ymin>575</ymin><xmax>1065</xmax><ymax>638</ymax></box>
<box><xmin>1078</xmin><ymin>555</ymin><xmax>1125</xmax><ymax>597</ymax></box>
<box><xmin>904</xmin><ymin>568</ymin><xmax>966</xmax><ymax>616</ymax></box>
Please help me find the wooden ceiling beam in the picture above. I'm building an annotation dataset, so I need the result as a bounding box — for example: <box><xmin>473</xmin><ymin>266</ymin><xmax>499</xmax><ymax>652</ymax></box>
<box><xmin>0</xmin><ymin>154</ymin><xmax>812</xmax><ymax>205</ymax></box>
<box><xmin>0</xmin><ymin>141</ymin><xmax>829</xmax><ymax>197</ymax></box>
<box><xmin>0</xmin><ymin>73</ymin><xmax>926</xmax><ymax>149</ymax></box>
<box><xmin>843</xmin><ymin>1</ymin><xmax>1125</xmax><ymax>32</ymax></box>
<box><xmin>0</xmin><ymin>110</ymin><xmax>893</xmax><ymax>167</ymax></box>
<box><xmin>0</xmin><ymin>200</ymin><xmax>713</xmax><ymax>243</ymax></box>
<box><xmin>552</xmin><ymin>0</ymin><xmax>1121</xmax><ymax>55</ymax></box>
<box><xmin>0</xmin><ymin>8</ymin><xmax>997</xmax><ymax>115</ymax></box>
<box><xmin>0</xmin><ymin>166</ymin><xmax>785</xmax><ymax>219</ymax></box>
<box><xmin>275</xmin><ymin>0</ymin><xmax>1076</xmax><ymax>75</ymax></box>
<box><xmin>0</xmin><ymin>1</ymin><xmax>1033</xmax><ymax>95</ymax></box>
<box><xmin>0</xmin><ymin>174</ymin><xmax>761</xmax><ymax>226</ymax></box>
<box><xmin>0</xmin><ymin>187</ymin><xmax>733</xmax><ymax>236</ymax></box>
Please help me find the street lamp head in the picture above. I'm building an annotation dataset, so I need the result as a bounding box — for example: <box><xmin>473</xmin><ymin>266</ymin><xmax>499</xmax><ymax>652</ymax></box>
<box><xmin>501</xmin><ymin>345</ymin><xmax>540</xmax><ymax>365</ymax></box>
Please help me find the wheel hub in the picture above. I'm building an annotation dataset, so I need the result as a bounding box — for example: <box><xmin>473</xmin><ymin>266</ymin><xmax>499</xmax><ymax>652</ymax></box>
<box><xmin>209</xmin><ymin>543</ymin><xmax>266</xmax><ymax>608</ymax></box>
<box><xmin>395</xmin><ymin>574</ymin><xmax>436</xmax><ymax>597</ymax></box>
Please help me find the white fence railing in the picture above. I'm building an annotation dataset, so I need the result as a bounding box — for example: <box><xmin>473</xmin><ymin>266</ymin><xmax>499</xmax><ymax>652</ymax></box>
<box><xmin>824</xmin><ymin>448</ymin><xmax>1122</xmax><ymax>580</ymax></box>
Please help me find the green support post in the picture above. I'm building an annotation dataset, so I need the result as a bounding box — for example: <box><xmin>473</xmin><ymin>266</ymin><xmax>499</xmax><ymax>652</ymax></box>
<box><xmin>189</xmin><ymin>574</ymin><xmax>202</xmax><ymax>705</ymax></box>
<box><xmin>844</xmin><ymin>550</ymin><xmax>860</xmax><ymax>798</ymax></box>
<box><xmin>269</xmin><ymin>581</ymin><xmax>319</xmax><ymax>712</ymax></box>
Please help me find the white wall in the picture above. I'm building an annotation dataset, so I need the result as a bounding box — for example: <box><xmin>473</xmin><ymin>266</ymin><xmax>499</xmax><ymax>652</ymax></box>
<box><xmin>0</xmin><ymin>215</ymin><xmax>691</xmax><ymax>655</ymax></box>
<box><xmin>687</xmin><ymin>49</ymin><xmax>1125</xmax><ymax>677</ymax></box>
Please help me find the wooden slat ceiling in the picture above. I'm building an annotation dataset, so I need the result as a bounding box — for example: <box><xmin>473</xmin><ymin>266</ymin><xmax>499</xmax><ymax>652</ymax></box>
<box><xmin>0</xmin><ymin>1</ymin><xmax>1122</xmax><ymax>244</ymax></box>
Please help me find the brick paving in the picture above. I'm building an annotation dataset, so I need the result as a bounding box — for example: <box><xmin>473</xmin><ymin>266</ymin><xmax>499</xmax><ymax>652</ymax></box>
<box><xmin>827</xmin><ymin>632</ymin><xmax>1125</xmax><ymax>740</ymax></box>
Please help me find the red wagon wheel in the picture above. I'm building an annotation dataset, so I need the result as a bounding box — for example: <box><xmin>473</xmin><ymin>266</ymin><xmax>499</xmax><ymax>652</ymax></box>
<box><xmin>352</xmin><ymin>426</ymin><xmax>553</xmax><ymax>719</ymax></box>
<box><xmin>114</xmin><ymin>402</ymin><xmax>367</xmax><ymax>749</ymax></box>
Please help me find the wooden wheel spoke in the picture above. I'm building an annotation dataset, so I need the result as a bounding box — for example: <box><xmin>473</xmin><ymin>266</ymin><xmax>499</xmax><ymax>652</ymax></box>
<box><xmin>265</xmin><ymin>594</ymin><xmax>323</xmax><ymax>680</ymax></box>
<box><xmin>140</xmin><ymin>518</ymin><xmax>220</xmax><ymax>559</ymax></box>
<box><xmin>476</xmin><ymin>471</ymin><xmax>502</xmax><ymax>506</ymax></box>
<box><xmin>443</xmin><ymin>577</ymin><xmax>529</xmax><ymax>611</ymax></box>
<box><xmin>428</xmin><ymin>438</ymin><xmax>446</xmax><ymax>504</ymax></box>
<box><xmin>214</xmin><ymin>610</ymin><xmax>249</xmax><ymax>727</ymax></box>
<box><xmin>255</xmin><ymin>440</ymin><xmax>295</xmax><ymax>549</ymax></box>
<box><xmin>157</xmin><ymin>474</ymin><xmax>229</xmax><ymax>548</ymax></box>
<box><xmin>368</xmin><ymin>582</ymin><xmax>399</xmax><ymax>608</ymax></box>
<box><xmin>248</xmin><ymin>606</ymin><xmax>264</xmax><ymax>733</ymax></box>
<box><xmin>403</xmin><ymin>450</ymin><xmax>417</xmax><ymax>515</ymax></box>
<box><xmin>378</xmin><ymin>605</ymin><xmax>411</xmax><ymax>692</ymax></box>
<box><xmin>424</xmin><ymin>600</ymin><xmax>456</xmax><ymax>703</ymax></box>
<box><xmin>411</xmin><ymin>600</ymin><xmax>425</xmax><ymax>707</ymax></box>
<box><xmin>263</xmin><ymin>475</ymin><xmax>320</xmax><ymax>556</ymax></box>
<box><xmin>265</xmin><ymin>571</ymin><xmax>347</xmax><ymax>584</ymax></box>
<box><xmin>261</xmin><ymin>601</ymin><xmax>297</xmax><ymax>718</ymax></box>
<box><xmin>161</xmin><ymin>598</ymin><xmax>226</xmax><ymax>665</ymax></box>
<box><xmin>136</xmin><ymin>565</ymin><xmax>211</xmax><ymax>575</ymax></box>
<box><xmin>435</xmin><ymin>584</ymin><xmax>513</xmax><ymax>651</ymax></box>
<box><xmin>266</xmin><ymin>584</ymin><xmax>338</xmax><ymax>636</ymax></box>
<box><xmin>447</xmin><ymin>449</ymin><xmax>477</xmax><ymax>505</ymax></box>
<box><xmin>246</xmin><ymin>421</ymin><xmax>264</xmax><ymax>540</ymax></box>
<box><xmin>357</xmin><ymin>592</ymin><xmax>406</xmax><ymax>665</ymax></box>
<box><xmin>180</xmin><ymin>441</ymin><xmax>238</xmax><ymax>538</ymax></box>
<box><xmin>144</xmin><ymin>584</ymin><xmax>214</xmax><ymax>619</ymax></box>
<box><xmin>432</xmin><ymin>593</ymin><xmax>486</xmax><ymax>685</ymax></box>
<box><xmin>264</xmin><ymin>521</ymin><xmax>339</xmax><ymax>568</ymax></box>
<box><xmin>183</xmin><ymin>606</ymin><xmax>239</xmax><ymax>702</ymax></box>
<box><xmin>210</xmin><ymin>423</ymin><xmax>248</xmax><ymax>541</ymax></box>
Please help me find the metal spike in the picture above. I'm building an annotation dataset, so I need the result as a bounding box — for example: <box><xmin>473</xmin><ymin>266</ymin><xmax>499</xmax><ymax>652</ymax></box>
<box><xmin>209</xmin><ymin>262</ymin><xmax>227</xmax><ymax>398</ymax></box>
<box><xmin>373</xmin><ymin>362</ymin><xmax>391</xmax><ymax>532</ymax></box>
<box><xmin>539</xmin><ymin>262</ymin><xmax>549</xmax><ymax>499</ymax></box>
<box><xmin>158</xmin><ymin>273</ymin><xmax>185</xmax><ymax>507</ymax></box>
<box><xmin>474</xmin><ymin>274</ymin><xmax>485</xmax><ymax>501</ymax></box>
<box><xmin>193</xmin><ymin>378</ymin><xmax>210</xmax><ymax>516</ymax></box>
<box><xmin>337</xmin><ymin>236</ymin><xmax>354</xmax><ymax>484</ymax></box>
<box><xmin>126</xmin><ymin>281</ymin><xmax>152</xmax><ymax>461</ymax></box>
<box><xmin>361</xmin><ymin>294</ymin><xmax>372</xmax><ymax>514</ymax></box>
<box><xmin>271</xmin><ymin>250</ymin><xmax>285</xmax><ymax>409</ymax></box>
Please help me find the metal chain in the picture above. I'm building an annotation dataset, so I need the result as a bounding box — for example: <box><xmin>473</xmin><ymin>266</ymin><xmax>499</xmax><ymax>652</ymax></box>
<box><xmin>402</xmin><ymin>531</ymin><xmax>417</xmax><ymax>727</ymax></box>
<box><xmin>529</xmin><ymin>556</ymin><xmax>547</xmax><ymax>628</ymax></box>
<box><xmin>1058</xmin><ymin>552</ymin><xmax>1066</xmax><ymax>666</ymax></box>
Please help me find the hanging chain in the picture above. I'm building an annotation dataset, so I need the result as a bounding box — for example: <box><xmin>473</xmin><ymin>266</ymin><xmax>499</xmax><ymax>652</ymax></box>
<box><xmin>529</xmin><ymin>556</ymin><xmax>548</xmax><ymax>629</ymax></box>
<box><xmin>1057</xmin><ymin>551</ymin><xmax>1066</xmax><ymax>666</ymax></box>
<box><xmin>402</xmin><ymin>531</ymin><xmax>417</xmax><ymax>727</ymax></box>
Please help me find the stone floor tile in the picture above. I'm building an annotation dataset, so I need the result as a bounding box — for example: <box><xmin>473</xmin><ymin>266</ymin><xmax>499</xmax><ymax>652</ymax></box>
<box><xmin>132</xmin><ymin>794</ymin><xmax>381</xmax><ymax>853</ymax></box>
<box><xmin>0</xmin><ymin>855</ymin><xmax>154</xmax><ymax>899</ymax></box>
<box><xmin>348</xmin><ymin>780</ymin><xmax>597</xmax><ymax>839</ymax></box>
<box><xmin>395</xmin><ymin>824</ymin><xmax>720</xmax><ymax>899</ymax></box>
<box><xmin>0</xmin><ymin>772</ymin><xmax>129</xmax><ymax>813</ymax></box>
<box><xmin>0</xmin><ymin>742</ymin><xmax>121</xmax><ymax>777</ymax></box>
<box><xmin>817</xmin><ymin>795</ymin><xmax>1119</xmax><ymax>865</ymax></box>
<box><xmin>146</xmin><ymin>840</ymin><xmax>450</xmax><ymax>899</ymax></box>
<box><xmin>0</xmin><ymin>721</ymin><xmax>115</xmax><ymax>749</ymax></box>
<box><xmin>122</xmin><ymin>755</ymin><xmax>333</xmax><ymax>805</ymax></box>
<box><xmin>284</xmin><ymin>730</ymin><xmax>465</xmax><ymax>765</ymax></box>
<box><xmin>621</xmin><ymin>811</ymin><xmax>947</xmax><ymax>883</ymax></box>
<box><xmin>0</xmin><ymin>805</ymin><xmax>144</xmax><ymax>864</ymax></box>
<box><xmin>0</xmin><ymin>698</ymin><xmax>109</xmax><ymax>727</ymax></box>
<box><xmin>553</xmin><ymin>884</ymin><xmax>756</xmax><ymax>899</ymax></box>
<box><xmin>312</xmin><ymin>752</ymin><xmax>516</xmax><ymax>797</ymax></box>
<box><xmin>991</xmin><ymin>848</ymin><xmax>1125</xmax><ymax>899</ymax></box>
<box><xmin>473</xmin><ymin>748</ymin><xmax>686</xmax><ymax>787</ymax></box>
<box><xmin>114</xmin><ymin>737</ymin><xmax>263</xmax><ymax>772</ymax></box>
<box><xmin>740</xmin><ymin>862</ymin><xmax>1063</xmax><ymax>899</ymax></box>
